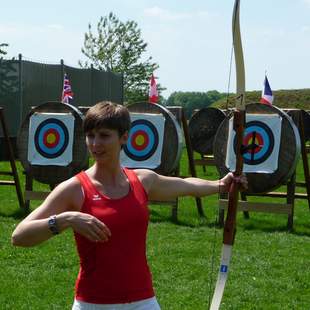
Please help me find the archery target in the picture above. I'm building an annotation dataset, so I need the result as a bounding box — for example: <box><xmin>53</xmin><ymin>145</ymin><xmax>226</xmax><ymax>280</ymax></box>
<box><xmin>241</xmin><ymin>121</ymin><xmax>275</xmax><ymax>165</ymax></box>
<box><xmin>226</xmin><ymin>114</ymin><xmax>282</xmax><ymax>173</ymax></box>
<box><xmin>121</xmin><ymin>113</ymin><xmax>165</xmax><ymax>168</ymax></box>
<box><xmin>28</xmin><ymin>112</ymin><xmax>75</xmax><ymax>166</ymax></box>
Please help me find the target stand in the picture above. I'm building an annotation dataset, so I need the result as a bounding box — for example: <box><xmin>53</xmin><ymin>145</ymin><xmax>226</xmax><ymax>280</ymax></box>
<box><xmin>17</xmin><ymin>102</ymin><xmax>89</xmax><ymax>208</ymax></box>
<box><xmin>214</xmin><ymin>103</ymin><xmax>303</xmax><ymax>231</ymax></box>
<box><xmin>188</xmin><ymin>108</ymin><xmax>222</xmax><ymax>177</ymax></box>
<box><xmin>241</xmin><ymin>108</ymin><xmax>310</xmax><ymax>230</ymax></box>
<box><xmin>189</xmin><ymin>107</ymin><xmax>250</xmax><ymax>220</ymax></box>
<box><xmin>166</xmin><ymin>106</ymin><xmax>204</xmax><ymax>220</ymax></box>
<box><xmin>189</xmin><ymin>107</ymin><xmax>226</xmax><ymax>175</ymax></box>
<box><xmin>189</xmin><ymin>107</ymin><xmax>226</xmax><ymax>155</ymax></box>
<box><xmin>245</xmin><ymin>109</ymin><xmax>310</xmax><ymax>213</ymax></box>
<box><xmin>285</xmin><ymin>109</ymin><xmax>310</xmax><ymax>207</ymax></box>
<box><xmin>0</xmin><ymin>107</ymin><xmax>25</xmax><ymax>209</ymax></box>
<box><xmin>122</xmin><ymin>103</ymin><xmax>204</xmax><ymax>221</ymax></box>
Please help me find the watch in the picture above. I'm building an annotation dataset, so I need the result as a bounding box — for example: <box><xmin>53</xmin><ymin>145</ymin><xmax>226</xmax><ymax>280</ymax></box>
<box><xmin>48</xmin><ymin>215</ymin><xmax>59</xmax><ymax>235</ymax></box>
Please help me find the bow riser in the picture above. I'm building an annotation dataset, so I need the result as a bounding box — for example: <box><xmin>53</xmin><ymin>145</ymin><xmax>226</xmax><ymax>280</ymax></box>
<box><xmin>223</xmin><ymin>109</ymin><xmax>245</xmax><ymax>245</ymax></box>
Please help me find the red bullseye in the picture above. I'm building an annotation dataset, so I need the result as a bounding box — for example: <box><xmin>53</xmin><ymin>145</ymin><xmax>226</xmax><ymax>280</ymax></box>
<box><xmin>131</xmin><ymin>130</ymin><xmax>149</xmax><ymax>150</ymax></box>
<box><xmin>244</xmin><ymin>132</ymin><xmax>263</xmax><ymax>154</ymax></box>
<box><xmin>43</xmin><ymin>128</ymin><xmax>60</xmax><ymax>148</ymax></box>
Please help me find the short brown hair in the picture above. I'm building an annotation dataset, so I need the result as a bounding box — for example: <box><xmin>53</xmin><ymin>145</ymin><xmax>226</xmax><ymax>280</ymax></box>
<box><xmin>83</xmin><ymin>101</ymin><xmax>131</xmax><ymax>137</ymax></box>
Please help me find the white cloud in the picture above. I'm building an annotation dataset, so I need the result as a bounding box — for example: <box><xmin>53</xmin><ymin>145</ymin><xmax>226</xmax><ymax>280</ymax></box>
<box><xmin>302</xmin><ymin>0</ymin><xmax>310</xmax><ymax>7</ymax></box>
<box><xmin>0</xmin><ymin>24</ymin><xmax>21</xmax><ymax>35</ymax></box>
<box><xmin>301</xmin><ymin>25</ymin><xmax>310</xmax><ymax>32</ymax></box>
<box><xmin>0</xmin><ymin>22</ymin><xmax>83</xmax><ymax>65</ymax></box>
<box><xmin>197</xmin><ymin>10</ymin><xmax>210</xmax><ymax>18</ymax></box>
<box><xmin>143</xmin><ymin>7</ymin><xmax>213</xmax><ymax>22</ymax></box>
<box><xmin>0</xmin><ymin>23</ymin><xmax>60</xmax><ymax>37</ymax></box>
<box><xmin>143</xmin><ymin>7</ymin><xmax>191</xmax><ymax>21</ymax></box>
<box><xmin>47</xmin><ymin>24</ymin><xmax>64</xmax><ymax>30</ymax></box>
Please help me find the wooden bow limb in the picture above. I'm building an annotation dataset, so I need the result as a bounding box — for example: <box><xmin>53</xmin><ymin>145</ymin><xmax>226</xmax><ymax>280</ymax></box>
<box><xmin>209</xmin><ymin>0</ymin><xmax>246</xmax><ymax>308</ymax></box>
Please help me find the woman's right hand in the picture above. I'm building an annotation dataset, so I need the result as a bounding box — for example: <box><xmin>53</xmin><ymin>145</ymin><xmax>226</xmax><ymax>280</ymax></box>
<box><xmin>67</xmin><ymin>212</ymin><xmax>111</xmax><ymax>243</ymax></box>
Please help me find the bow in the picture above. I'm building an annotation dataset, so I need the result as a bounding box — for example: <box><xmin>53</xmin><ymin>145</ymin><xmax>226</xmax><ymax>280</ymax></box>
<box><xmin>209</xmin><ymin>0</ymin><xmax>246</xmax><ymax>309</ymax></box>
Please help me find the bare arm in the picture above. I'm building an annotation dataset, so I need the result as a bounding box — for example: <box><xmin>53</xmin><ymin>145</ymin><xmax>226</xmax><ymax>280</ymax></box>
<box><xmin>11</xmin><ymin>177</ymin><xmax>111</xmax><ymax>247</ymax></box>
<box><xmin>135</xmin><ymin>169</ymin><xmax>247</xmax><ymax>202</ymax></box>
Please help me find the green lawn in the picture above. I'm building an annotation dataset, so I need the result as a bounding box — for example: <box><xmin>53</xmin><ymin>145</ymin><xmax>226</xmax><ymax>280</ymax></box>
<box><xmin>0</xmin><ymin>152</ymin><xmax>309</xmax><ymax>309</ymax></box>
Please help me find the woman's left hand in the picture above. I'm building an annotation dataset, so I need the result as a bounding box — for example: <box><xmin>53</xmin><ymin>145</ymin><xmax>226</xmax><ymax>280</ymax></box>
<box><xmin>219</xmin><ymin>172</ymin><xmax>248</xmax><ymax>193</ymax></box>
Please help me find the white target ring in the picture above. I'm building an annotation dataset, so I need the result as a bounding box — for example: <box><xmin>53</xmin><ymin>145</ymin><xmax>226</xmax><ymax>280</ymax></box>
<box><xmin>226</xmin><ymin>113</ymin><xmax>282</xmax><ymax>173</ymax></box>
<box><xmin>123</xmin><ymin>119</ymin><xmax>159</xmax><ymax>161</ymax></box>
<box><xmin>28</xmin><ymin>112</ymin><xmax>75</xmax><ymax>166</ymax></box>
<box><xmin>34</xmin><ymin>118</ymin><xmax>69</xmax><ymax>158</ymax></box>
<box><xmin>121</xmin><ymin>113</ymin><xmax>165</xmax><ymax>169</ymax></box>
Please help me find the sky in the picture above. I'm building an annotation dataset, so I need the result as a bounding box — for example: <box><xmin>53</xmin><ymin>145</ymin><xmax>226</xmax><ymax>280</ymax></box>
<box><xmin>2</xmin><ymin>0</ymin><xmax>310</xmax><ymax>99</ymax></box>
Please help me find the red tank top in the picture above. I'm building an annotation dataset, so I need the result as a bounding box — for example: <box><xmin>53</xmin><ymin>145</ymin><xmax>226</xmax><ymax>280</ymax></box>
<box><xmin>74</xmin><ymin>168</ymin><xmax>154</xmax><ymax>304</ymax></box>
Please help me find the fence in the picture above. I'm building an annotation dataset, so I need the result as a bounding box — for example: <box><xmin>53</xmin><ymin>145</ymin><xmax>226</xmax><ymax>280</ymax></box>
<box><xmin>0</xmin><ymin>54</ymin><xmax>123</xmax><ymax>159</ymax></box>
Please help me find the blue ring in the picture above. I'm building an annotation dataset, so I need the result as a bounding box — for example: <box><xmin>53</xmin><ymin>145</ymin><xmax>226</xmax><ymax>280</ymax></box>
<box><xmin>34</xmin><ymin>118</ymin><xmax>69</xmax><ymax>158</ymax></box>
<box><xmin>240</xmin><ymin>121</ymin><xmax>274</xmax><ymax>165</ymax></box>
<box><xmin>127</xmin><ymin>124</ymin><xmax>155</xmax><ymax>156</ymax></box>
<box><xmin>37</xmin><ymin>123</ymin><xmax>66</xmax><ymax>155</ymax></box>
<box><xmin>124</xmin><ymin>119</ymin><xmax>159</xmax><ymax>161</ymax></box>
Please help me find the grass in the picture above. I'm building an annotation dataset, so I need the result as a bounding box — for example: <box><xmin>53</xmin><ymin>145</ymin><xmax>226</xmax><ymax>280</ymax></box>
<box><xmin>0</xmin><ymin>151</ymin><xmax>309</xmax><ymax>309</ymax></box>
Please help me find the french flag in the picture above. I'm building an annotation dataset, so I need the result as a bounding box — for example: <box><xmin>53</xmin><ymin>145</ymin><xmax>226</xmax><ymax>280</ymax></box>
<box><xmin>260</xmin><ymin>75</ymin><xmax>273</xmax><ymax>105</ymax></box>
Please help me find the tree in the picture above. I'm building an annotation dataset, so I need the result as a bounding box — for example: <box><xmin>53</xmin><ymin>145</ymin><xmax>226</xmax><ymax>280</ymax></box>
<box><xmin>0</xmin><ymin>43</ymin><xmax>19</xmax><ymax>114</ymax></box>
<box><xmin>167</xmin><ymin>91</ymin><xmax>225</xmax><ymax>118</ymax></box>
<box><xmin>80</xmin><ymin>12</ymin><xmax>162</xmax><ymax>104</ymax></box>
<box><xmin>0</xmin><ymin>43</ymin><xmax>8</xmax><ymax>57</ymax></box>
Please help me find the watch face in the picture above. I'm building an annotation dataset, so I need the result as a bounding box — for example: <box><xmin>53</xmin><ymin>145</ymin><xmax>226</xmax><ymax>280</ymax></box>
<box><xmin>48</xmin><ymin>216</ymin><xmax>59</xmax><ymax>234</ymax></box>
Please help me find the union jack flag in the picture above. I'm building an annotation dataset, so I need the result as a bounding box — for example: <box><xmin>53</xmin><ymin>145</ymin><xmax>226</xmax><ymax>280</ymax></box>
<box><xmin>61</xmin><ymin>73</ymin><xmax>74</xmax><ymax>103</ymax></box>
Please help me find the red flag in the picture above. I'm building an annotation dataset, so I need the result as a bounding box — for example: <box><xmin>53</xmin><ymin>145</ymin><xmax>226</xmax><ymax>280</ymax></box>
<box><xmin>148</xmin><ymin>74</ymin><xmax>158</xmax><ymax>104</ymax></box>
<box><xmin>61</xmin><ymin>73</ymin><xmax>74</xmax><ymax>104</ymax></box>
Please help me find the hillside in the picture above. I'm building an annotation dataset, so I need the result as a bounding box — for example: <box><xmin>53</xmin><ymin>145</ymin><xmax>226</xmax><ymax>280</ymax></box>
<box><xmin>212</xmin><ymin>88</ymin><xmax>310</xmax><ymax>110</ymax></box>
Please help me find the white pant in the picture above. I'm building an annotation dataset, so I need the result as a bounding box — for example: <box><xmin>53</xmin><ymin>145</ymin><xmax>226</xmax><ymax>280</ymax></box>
<box><xmin>72</xmin><ymin>297</ymin><xmax>161</xmax><ymax>310</ymax></box>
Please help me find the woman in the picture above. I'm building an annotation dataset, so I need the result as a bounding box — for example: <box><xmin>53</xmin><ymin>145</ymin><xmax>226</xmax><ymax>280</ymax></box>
<box><xmin>12</xmin><ymin>101</ymin><xmax>247</xmax><ymax>310</ymax></box>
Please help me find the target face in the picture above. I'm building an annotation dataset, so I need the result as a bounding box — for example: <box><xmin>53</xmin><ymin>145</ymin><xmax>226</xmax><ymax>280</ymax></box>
<box><xmin>34</xmin><ymin>118</ymin><xmax>69</xmax><ymax>158</ymax></box>
<box><xmin>121</xmin><ymin>113</ymin><xmax>165</xmax><ymax>169</ymax></box>
<box><xmin>226</xmin><ymin>114</ymin><xmax>282</xmax><ymax>173</ymax></box>
<box><xmin>236</xmin><ymin>121</ymin><xmax>275</xmax><ymax>165</ymax></box>
<box><xmin>28</xmin><ymin>113</ymin><xmax>75</xmax><ymax>166</ymax></box>
<box><xmin>124</xmin><ymin>119</ymin><xmax>159</xmax><ymax>161</ymax></box>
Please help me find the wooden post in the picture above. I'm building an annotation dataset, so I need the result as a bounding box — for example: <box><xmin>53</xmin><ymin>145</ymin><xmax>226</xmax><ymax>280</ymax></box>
<box><xmin>60</xmin><ymin>59</ymin><xmax>64</xmax><ymax>102</ymax></box>
<box><xmin>298</xmin><ymin>111</ymin><xmax>310</xmax><ymax>209</ymax></box>
<box><xmin>180</xmin><ymin>108</ymin><xmax>204</xmax><ymax>217</ymax></box>
<box><xmin>24</xmin><ymin>172</ymin><xmax>33</xmax><ymax>210</ymax></box>
<box><xmin>287</xmin><ymin>173</ymin><xmax>296</xmax><ymax>231</ymax></box>
<box><xmin>18</xmin><ymin>54</ymin><xmax>23</xmax><ymax>127</ymax></box>
<box><xmin>167</xmin><ymin>106</ymin><xmax>205</xmax><ymax>219</ymax></box>
<box><xmin>286</xmin><ymin>109</ymin><xmax>310</xmax><ymax>210</ymax></box>
<box><xmin>0</xmin><ymin>107</ymin><xmax>25</xmax><ymax>209</ymax></box>
<box><xmin>90</xmin><ymin>64</ymin><xmax>94</xmax><ymax>106</ymax></box>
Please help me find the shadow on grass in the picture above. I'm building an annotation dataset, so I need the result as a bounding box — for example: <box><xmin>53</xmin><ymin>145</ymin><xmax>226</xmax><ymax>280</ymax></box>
<box><xmin>3</xmin><ymin>205</ymin><xmax>309</xmax><ymax>237</ymax></box>
<box><xmin>149</xmin><ymin>208</ymin><xmax>216</xmax><ymax>229</ymax></box>
<box><xmin>149</xmin><ymin>209</ymin><xmax>310</xmax><ymax>237</ymax></box>
<box><xmin>0</xmin><ymin>208</ymin><xmax>28</xmax><ymax>220</ymax></box>
<box><xmin>239</xmin><ymin>217</ymin><xmax>310</xmax><ymax>237</ymax></box>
